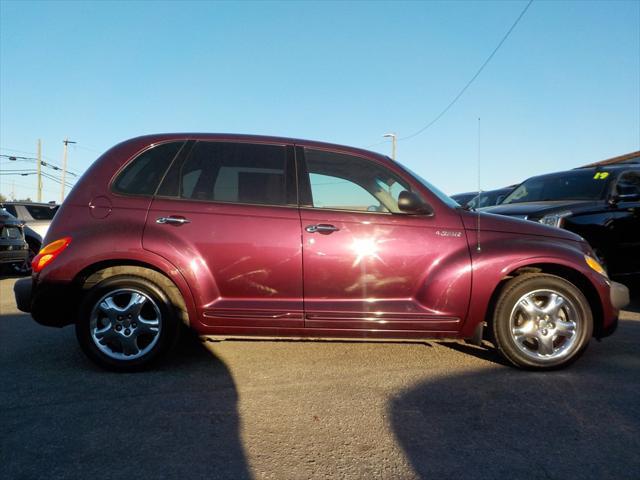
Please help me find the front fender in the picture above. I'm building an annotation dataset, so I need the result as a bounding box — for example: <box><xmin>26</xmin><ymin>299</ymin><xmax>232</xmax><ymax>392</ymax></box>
<box><xmin>460</xmin><ymin>232</ymin><xmax>609</xmax><ymax>337</ymax></box>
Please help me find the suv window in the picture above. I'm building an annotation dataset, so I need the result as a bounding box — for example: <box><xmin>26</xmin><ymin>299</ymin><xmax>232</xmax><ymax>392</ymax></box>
<box><xmin>304</xmin><ymin>149</ymin><xmax>412</xmax><ymax>213</ymax></box>
<box><xmin>616</xmin><ymin>171</ymin><xmax>640</xmax><ymax>196</ymax></box>
<box><xmin>158</xmin><ymin>141</ymin><xmax>289</xmax><ymax>206</ymax></box>
<box><xmin>2</xmin><ymin>205</ymin><xmax>17</xmax><ymax>216</ymax></box>
<box><xmin>112</xmin><ymin>141</ymin><xmax>184</xmax><ymax>196</ymax></box>
<box><xmin>24</xmin><ymin>205</ymin><xmax>58</xmax><ymax>220</ymax></box>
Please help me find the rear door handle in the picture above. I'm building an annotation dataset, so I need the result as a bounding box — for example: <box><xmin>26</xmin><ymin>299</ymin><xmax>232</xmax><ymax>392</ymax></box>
<box><xmin>305</xmin><ymin>224</ymin><xmax>339</xmax><ymax>234</ymax></box>
<box><xmin>156</xmin><ymin>216</ymin><xmax>191</xmax><ymax>225</ymax></box>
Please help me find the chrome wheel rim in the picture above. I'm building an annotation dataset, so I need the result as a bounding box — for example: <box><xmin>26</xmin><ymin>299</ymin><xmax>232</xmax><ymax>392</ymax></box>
<box><xmin>89</xmin><ymin>288</ymin><xmax>162</xmax><ymax>361</ymax></box>
<box><xmin>509</xmin><ymin>289</ymin><xmax>581</xmax><ymax>362</ymax></box>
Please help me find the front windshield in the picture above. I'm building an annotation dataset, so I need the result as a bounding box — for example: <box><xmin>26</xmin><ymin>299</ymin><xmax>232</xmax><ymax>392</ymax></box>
<box><xmin>502</xmin><ymin>170</ymin><xmax>611</xmax><ymax>204</ymax></box>
<box><xmin>468</xmin><ymin>190</ymin><xmax>503</xmax><ymax>209</ymax></box>
<box><xmin>395</xmin><ymin>162</ymin><xmax>461</xmax><ymax>208</ymax></box>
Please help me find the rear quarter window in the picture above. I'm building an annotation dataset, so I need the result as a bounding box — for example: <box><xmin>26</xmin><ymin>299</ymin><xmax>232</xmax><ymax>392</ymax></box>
<box><xmin>112</xmin><ymin>141</ymin><xmax>184</xmax><ymax>196</ymax></box>
<box><xmin>25</xmin><ymin>205</ymin><xmax>58</xmax><ymax>220</ymax></box>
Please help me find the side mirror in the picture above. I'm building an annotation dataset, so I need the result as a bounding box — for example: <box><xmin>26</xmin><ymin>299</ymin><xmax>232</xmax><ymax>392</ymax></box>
<box><xmin>398</xmin><ymin>191</ymin><xmax>434</xmax><ymax>215</ymax></box>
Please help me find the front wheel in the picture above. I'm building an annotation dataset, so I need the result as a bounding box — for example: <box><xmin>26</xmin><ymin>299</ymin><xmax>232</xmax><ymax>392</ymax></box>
<box><xmin>492</xmin><ymin>273</ymin><xmax>593</xmax><ymax>369</ymax></box>
<box><xmin>76</xmin><ymin>275</ymin><xmax>179</xmax><ymax>371</ymax></box>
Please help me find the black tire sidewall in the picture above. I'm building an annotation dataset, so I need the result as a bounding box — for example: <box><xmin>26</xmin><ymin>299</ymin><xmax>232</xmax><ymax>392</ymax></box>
<box><xmin>76</xmin><ymin>275</ymin><xmax>178</xmax><ymax>371</ymax></box>
<box><xmin>493</xmin><ymin>274</ymin><xmax>593</xmax><ymax>370</ymax></box>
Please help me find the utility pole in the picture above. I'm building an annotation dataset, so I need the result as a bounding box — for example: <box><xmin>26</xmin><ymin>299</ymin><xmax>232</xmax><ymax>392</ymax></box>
<box><xmin>61</xmin><ymin>138</ymin><xmax>76</xmax><ymax>203</ymax></box>
<box><xmin>36</xmin><ymin>139</ymin><xmax>42</xmax><ymax>202</ymax></box>
<box><xmin>383</xmin><ymin>133</ymin><xmax>397</xmax><ymax>161</ymax></box>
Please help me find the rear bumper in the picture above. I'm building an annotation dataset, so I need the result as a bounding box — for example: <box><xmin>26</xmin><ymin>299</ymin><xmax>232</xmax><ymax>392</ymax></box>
<box><xmin>14</xmin><ymin>277</ymin><xmax>78</xmax><ymax>327</ymax></box>
<box><xmin>14</xmin><ymin>277</ymin><xmax>32</xmax><ymax>312</ymax></box>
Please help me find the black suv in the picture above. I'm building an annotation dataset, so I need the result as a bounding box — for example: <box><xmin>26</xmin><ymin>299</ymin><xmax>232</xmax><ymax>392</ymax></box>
<box><xmin>0</xmin><ymin>209</ymin><xmax>29</xmax><ymax>272</ymax></box>
<box><xmin>482</xmin><ymin>165</ymin><xmax>640</xmax><ymax>279</ymax></box>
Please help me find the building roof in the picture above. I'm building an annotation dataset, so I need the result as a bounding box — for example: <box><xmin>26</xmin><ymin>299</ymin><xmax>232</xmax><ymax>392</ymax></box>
<box><xmin>582</xmin><ymin>150</ymin><xmax>640</xmax><ymax>167</ymax></box>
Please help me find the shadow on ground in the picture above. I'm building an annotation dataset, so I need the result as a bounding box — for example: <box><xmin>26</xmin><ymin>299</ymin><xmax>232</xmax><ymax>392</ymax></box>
<box><xmin>391</xmin><ymin>319</ymin><xmax>640</xmax><ymax>479</ymax></box>
<box><xmin>0</xmin><ymin>317</ymin><xmax>250</xmax><ymax>479</ymax></box>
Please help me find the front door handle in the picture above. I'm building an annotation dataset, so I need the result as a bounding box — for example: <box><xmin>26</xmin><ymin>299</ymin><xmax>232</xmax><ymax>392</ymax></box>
<box><xmin>156</xmin><ymin>216</ymin><xmax>191</xmax><ymax>225</ymax></box>
<box><xmin>305</xmin><ymin>224</ymin><xmax>339</xmax><ymax>234</ymax></box>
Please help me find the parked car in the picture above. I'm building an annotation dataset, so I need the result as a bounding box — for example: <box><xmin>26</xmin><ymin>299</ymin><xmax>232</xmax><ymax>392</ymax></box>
<box><xmin>14</xmin><ymin>134</ymin><xmax>629</xmax><ymax>371</ymax></box>
<box><xmin>0</xmin><ymin>207</ymin><xmax>43</xmax><ymax>275</ymax></box>
<box><xmin>467</xmin><ymin>186</ymin><xmax>516</xmax><ymax>209</ymax></box>
<box><xmin>482</xmin><ymin>165</ymin><xmax>640</xmax><ymax>279</ymax></box>
<box><xmin>0</xmin><ymin>208</ymin><xmax>29</xmax><ymax>272</ymax></box>
<box><xmin>450</xmin><ymin>191</ymin><xmax>477</xmax><ymax>206</ymax></box>
<box><xmin>1</xmin><ymin>201</ymin><xmax>59</xmax><ymax>239</ymax></box>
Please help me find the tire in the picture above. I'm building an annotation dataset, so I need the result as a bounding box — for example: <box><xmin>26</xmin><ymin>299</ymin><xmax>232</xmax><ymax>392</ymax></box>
<box><xmin>76</xmin><ymin>275</ymin><xmax>180</xmax><ymax>371</ymax></box>
<box><xmin>492</xmin><ymin>273</ymin><xmax>593</xmax><ymax>370</ymax></box>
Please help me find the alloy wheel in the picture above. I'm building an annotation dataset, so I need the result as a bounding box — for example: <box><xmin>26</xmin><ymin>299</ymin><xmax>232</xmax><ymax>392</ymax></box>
<box><xmin>89</xmin><ymin>288</ymin><xmax>162</xmax><ymax>361</ymax></box>
<box><xmin>509</xmin><ymin>289</ymin><xmax>581</xmax><ymax>362</ymax></box>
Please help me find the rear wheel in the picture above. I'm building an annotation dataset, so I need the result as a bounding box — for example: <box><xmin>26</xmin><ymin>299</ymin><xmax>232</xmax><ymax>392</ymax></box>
<box><xmin>492</xmin><ymin>273</ymin><xmax>593</xmax><ymax>369</ymax></box>
<box><xmin>76</xmin><ymin>275</ymin><xmax>179</xmax><ymax>371</ymax></box>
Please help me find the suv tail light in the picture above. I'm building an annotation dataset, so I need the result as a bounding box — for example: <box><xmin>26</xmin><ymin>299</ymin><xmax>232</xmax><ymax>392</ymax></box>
<box><xmin>32</xmin><ymin>237</ymin><xmax>72</xmax><ymax>273</ymax></box>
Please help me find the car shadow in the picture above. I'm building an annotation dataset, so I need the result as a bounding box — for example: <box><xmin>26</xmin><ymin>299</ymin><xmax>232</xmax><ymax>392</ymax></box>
<box><xmin>390</xmin><ymin>319</ymin><xmax>640</xmax><ymax>479</ymax></box>
<box><xmin>436</xmin><ymin>340</ymin><xmax>511</xmax><ymax>367</ymax></box>
<box><xmin>0</xmin><ymin>316</ymin><xmax>251</xmax><ymax>479</ymax></box>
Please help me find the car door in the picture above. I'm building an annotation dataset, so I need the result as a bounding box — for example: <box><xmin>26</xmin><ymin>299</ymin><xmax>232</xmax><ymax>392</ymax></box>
<box><xmin>143</xmin><ymin>140</ymin><xmax>304</xmax><ymax>331</ymax></box>
<box><xmin>608</xmin><ymin>170</ymin><xmax>640</xmax><ymax>276</ymax></box>
<box><xmin>297</xmin><ymin>146</ymin><xmax>471</xmax><ymax>335</ymax></box>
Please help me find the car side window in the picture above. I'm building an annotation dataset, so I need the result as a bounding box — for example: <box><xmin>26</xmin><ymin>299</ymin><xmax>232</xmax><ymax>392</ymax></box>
<box><xmin>304</xmin><ymin>149</ymin><xmax>413</xmax><ymax>213</ymax></box>
<box><xmin>159</xmin><ymin>141</ymin><xmax>290</xmax><ymax>206</ymax></box>
<box><xmin>616</xmin><ymin>172</ymin><xmax>640</xmax><ymax>196</ymax></box>
<box><xmin>112</xmin><ymin>141</ymin><xmax>184</xmax><ymax>196</ymax></box>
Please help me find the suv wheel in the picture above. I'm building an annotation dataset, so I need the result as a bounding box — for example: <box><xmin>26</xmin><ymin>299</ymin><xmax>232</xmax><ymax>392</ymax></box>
<box><xmin>492</xmin><ymin>273</ymin><xmax>593</xmax><ymax>369</ymax></box>
<box><xmin>76</xmin><ymin>275</ymin><xmax>179</xmax><ymax>371</ymax></box>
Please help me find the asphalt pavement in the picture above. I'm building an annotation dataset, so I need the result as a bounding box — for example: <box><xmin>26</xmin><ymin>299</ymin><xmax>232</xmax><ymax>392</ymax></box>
<box><xmin>1</xmin><ymin>276</ymin><xmax>639</xmax><ymax>479</ymax></box>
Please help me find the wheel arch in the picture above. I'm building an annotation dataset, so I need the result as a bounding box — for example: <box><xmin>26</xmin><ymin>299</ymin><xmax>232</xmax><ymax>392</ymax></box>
<box><xmin>72</xmin><ymin>260</ymin><xmax>192</xmax><ymax>327</ymax></box>
<box><xmin>484</xmin><ymin>263</ymin><xmax>604</xmax><ymax>339</ymax></box>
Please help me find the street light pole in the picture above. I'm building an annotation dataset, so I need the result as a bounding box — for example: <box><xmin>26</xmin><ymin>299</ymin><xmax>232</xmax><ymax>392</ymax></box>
<box><xmin>61</xmin><ymin>138</ymin><xmax>76</xmax><ymax>203</ymax></box>
<box><xmin>383</xmin><ymin>133</ymin><xmax>397</xmax><ymax>161</ymax></box>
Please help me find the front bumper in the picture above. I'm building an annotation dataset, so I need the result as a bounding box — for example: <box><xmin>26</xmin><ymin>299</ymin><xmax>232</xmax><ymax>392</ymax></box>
<box><xmin>610</xmin><ymin>281</ymin><xmax>630</xmax><ymax>310</ymax></box>
<box><xmin>0</xmin><ymin>247</ymin><xmax>29</xmax><ymax>264</ymax></box>
<box><xmin>597</xmin><ymin>281</ymin><xmax>630</xmax><ymax>339</ymax></box>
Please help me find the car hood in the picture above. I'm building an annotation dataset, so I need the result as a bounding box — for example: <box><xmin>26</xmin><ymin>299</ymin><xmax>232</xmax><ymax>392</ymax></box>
<box><xmin>479</xmin><ymin>200</ymin><xmax>595</xmax><ymax>218</ymax></box>
<box><xmin>459</xmin><ymin>209</ymin><xmax>582</xmax><ymax>242</ymax></box>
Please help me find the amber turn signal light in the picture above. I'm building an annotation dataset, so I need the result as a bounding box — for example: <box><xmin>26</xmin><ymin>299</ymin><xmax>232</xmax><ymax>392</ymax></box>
<box><xmin>32</xmin><ymin>237</ymin><xmax>72</xmax><ymax>273</ymax></box>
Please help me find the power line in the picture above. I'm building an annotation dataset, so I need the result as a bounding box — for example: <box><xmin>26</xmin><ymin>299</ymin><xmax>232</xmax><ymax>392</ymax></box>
<box><xmin>0</xmin><ymin>153</ymin><xmax>79</xmax><ymax>177</ymax></box>
<box><xmin>0</xmin><ymin>180</ymin><xmax>60</xmax><ymax>196</ymax></box>
<box><xmin>1</xmin><ymin>169</ymin><xmax>75</xmax><ymax>188</ymax></box>
<box><xmin>393</xmin><ymin>0</ymin><xmax>534</xmax><ymax>143</ymax></box>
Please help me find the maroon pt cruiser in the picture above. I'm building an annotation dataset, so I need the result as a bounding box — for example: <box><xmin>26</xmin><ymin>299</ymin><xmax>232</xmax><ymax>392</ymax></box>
<box><xmin>14</xmin><ymin>134</ymin><xmax>629</xmax><ymax>370</ymax></box>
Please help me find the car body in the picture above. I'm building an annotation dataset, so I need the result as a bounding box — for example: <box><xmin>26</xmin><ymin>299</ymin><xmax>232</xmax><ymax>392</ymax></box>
<box><xmin>1</xmin><ymin>201</ymin><xmax>59</xmax><ymax>239</ymax></box>
<box><xmin>467</xmin><ymin>186</ymin><xmax>516</xmax><ymax>209</ymax></box>
<box><xmin>14</xmin><ymin>134</ymin><xmax>629</xmax><ymax>370</ymax></box>
<box><xmin>482</xmin><ymin>165</ymin><xmax>640</xmax><ymax>279</ymax></box>
<box><xmin>450</xmin><ymin>191</ymin><xmax>477</xmax><ymax>206</ymax></box>
<box><xmin>0</xmin><ymin>209</ymin><xmax>29</xmax><ymax>269</ymax></box>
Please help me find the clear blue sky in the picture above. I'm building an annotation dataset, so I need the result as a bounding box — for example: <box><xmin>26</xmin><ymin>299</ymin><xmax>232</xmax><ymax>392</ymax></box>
<box><xmin>1</xmin><ymin>0</ymin><xmax>639</xmax><ymax>202</ymax></box>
